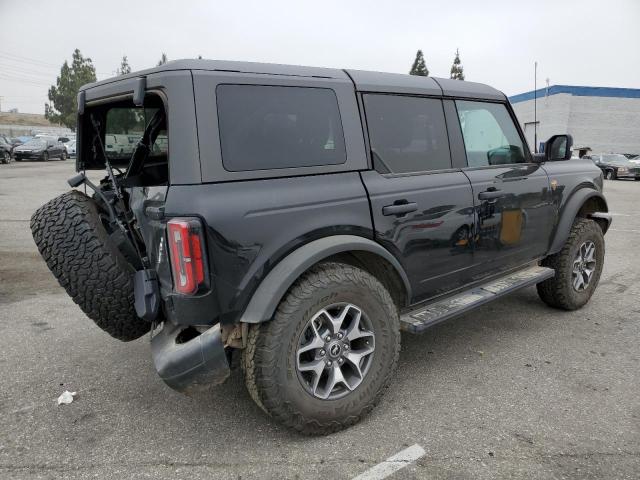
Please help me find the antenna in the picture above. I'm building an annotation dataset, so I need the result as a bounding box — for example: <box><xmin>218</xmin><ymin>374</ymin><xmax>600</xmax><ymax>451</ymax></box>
<box><xmin>534</xmin><ymin>61</ymin><xmax>538</xmax><ymax>153</ymax></box>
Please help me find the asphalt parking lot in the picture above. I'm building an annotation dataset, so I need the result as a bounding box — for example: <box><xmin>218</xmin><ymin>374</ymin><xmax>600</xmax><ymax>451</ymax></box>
<box><xmin>1</xmin><ymin>160</ymin><xmax>639</xmax><ymax>479</ymax></box>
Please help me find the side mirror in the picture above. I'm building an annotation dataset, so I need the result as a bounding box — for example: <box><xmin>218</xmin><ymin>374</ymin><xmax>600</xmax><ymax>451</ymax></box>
<box><xmin>544</xmin><ymin>134</ymin><xmax>573</xmax><ymax>161</ymax></box>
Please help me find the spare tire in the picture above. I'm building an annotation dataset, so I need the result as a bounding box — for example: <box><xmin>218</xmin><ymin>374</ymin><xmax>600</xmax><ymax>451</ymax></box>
<box><xmin>30</xmin><ymin>190</ymin><xmax>150</xmax><ymax>341</ymax></box>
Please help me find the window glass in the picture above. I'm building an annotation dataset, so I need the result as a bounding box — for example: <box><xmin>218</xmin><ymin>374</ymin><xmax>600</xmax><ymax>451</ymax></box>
<box><xmin>216</xmin><ymin>84</ymin><xmax>346</xmax><ymax>171</ymax></box>
<box><xmin>363</xmin><ymin>94</ymin><xmax>451</xmax><ymax>173</ymax></box>
<box><xmin>105</xmin><ymin>106</ymin><xmax>167</xmax><ymax>161</ymax></box>
<box><xmin>456</xmin><ymin>101</ymin><xmax>527</xmax><ymax>166</ymax></box>
<box><xmin>603</xmin><ymin>154</ymin><xmax>629</xmax><ymax>165</ymax></box>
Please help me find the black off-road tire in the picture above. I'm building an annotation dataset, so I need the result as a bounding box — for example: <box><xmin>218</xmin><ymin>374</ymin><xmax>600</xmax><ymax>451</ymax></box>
<box><xmin>242</xmin><ymin>262</ymin><xmax>400</xmax><ymax>435</ymax></box>
<box><xmin>537</xmin><ymin>218</ymin><xmax>604</xmax><ymax>310</ymax></box>
<box><xmin>30</xmin><ymin>190</ymin><xmax>150</xmax><ymax>341</ymax></box>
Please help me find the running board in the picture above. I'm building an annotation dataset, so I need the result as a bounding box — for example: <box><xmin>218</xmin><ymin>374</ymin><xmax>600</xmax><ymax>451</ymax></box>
<box><xmin>400</xmin><ymin>265</ymin><xmax>554</xmax><ymax>333</ymax></box>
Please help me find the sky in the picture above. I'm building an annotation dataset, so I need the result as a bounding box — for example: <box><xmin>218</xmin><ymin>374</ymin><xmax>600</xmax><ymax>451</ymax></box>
<box><xmin>1</xmin><ymin>0</ymin><xmax>639</xmax><ymax>114</ymax></box>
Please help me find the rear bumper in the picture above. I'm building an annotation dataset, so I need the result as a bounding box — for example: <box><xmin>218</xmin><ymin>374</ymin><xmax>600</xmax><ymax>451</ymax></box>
<box><xmin>151</xmin><ymin>322</ymin><xmax>230</xmax><ymax>394</ymax></box>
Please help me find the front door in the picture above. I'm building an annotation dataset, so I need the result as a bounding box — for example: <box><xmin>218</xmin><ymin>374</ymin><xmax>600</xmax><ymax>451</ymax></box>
<box><xmin>451</xmin><ymin>100</ymin><xmax>555</xmax><ymax>279</ymax></box>
<box><xmin>361</xmin><ymin>93</ymin><xmax>476</xmax><ymax>304</ymax></box>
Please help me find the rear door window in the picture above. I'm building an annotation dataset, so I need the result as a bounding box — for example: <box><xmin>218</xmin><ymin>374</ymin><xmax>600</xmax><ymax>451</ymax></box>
<box><xmin>363</xmin><ymin>94</ymin><xmax>451</xmax><ymax>174</ymax></box>
<box><xmin>216</xmin><ymin>84</ymin><xmax>346</xmax><ymax>171</ymax></box>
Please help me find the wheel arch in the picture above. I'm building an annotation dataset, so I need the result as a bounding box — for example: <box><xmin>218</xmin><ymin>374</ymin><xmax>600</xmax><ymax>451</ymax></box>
<box><xmin>239</xmin><ymin>235</ymin><xmax>411</xmax><ymax>324</ymax></box>
<box><xmin>548</xmin><ymin>188</ymin><xmax>611</xmax><ymax>255</ymax></box>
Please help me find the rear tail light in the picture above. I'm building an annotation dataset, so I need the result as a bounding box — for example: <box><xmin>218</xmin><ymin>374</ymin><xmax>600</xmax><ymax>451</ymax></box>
<box><xmin>167</xmin><ymin>218</ymin><xmax>208</xmax><ymax>295</ymax></box>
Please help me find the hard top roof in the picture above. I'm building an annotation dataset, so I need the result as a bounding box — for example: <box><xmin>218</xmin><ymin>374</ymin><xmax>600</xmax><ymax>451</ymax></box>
<box><xmin>81</xmin><ymin>59</ymin><xmax>505</xmax><ymax>101</ymax></box>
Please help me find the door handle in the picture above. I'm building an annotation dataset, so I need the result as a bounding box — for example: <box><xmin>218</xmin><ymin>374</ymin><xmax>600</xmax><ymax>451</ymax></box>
<box><xmin>478</xmin><ymin>189</ymin><xmax>505</xmax><ymax>200</ymax></box>
<box><xmin>382</xmin><ymin>201</ymin><xmax>418</xmax><ymax>216</ymax></box>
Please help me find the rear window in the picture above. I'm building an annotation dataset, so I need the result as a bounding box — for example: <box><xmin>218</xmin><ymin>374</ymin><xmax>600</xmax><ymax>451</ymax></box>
<box><xmin>216</xmin><ymin>84</ymin><xmax>346</xmax><ymax>172</ymax></box>
<box><xmin>104</xmin><ymin>106</ymin><xmax>167</xmax><ymax>161</ymax></box>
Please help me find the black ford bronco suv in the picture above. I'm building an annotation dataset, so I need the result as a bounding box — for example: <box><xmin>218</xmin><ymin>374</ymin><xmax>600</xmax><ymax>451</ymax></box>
<box><xmin>31</xmin><ymin>60</ymin><xmax>611</xmax><ymax>435</ymax></box>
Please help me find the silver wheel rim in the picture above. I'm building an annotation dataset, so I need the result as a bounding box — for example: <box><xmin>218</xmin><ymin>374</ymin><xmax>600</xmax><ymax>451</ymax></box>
<box><xmin>295</xmin><ymin>303</ymin><xmax>375</xmax><ymax>400</ymax></box>
<box><xmin>572</xmin><ymin>241</ymin><xmax>596</xmax><ymax>291</ymax></box>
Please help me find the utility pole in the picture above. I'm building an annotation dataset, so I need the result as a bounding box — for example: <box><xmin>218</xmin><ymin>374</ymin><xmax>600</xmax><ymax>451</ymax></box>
<box><xmin>0</xmin><ymin>96</ymin><xmax>3</xmax><ymax>113</ymax></box>
<box><xmin>534</xmin><ymin>61</ymin><xmax>537</xmax><ymax>153</ymax></box>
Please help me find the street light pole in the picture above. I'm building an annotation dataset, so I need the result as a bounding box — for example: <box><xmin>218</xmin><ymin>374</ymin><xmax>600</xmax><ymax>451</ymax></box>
<box><xmin>534</xmin><ymin>61</ymin><xmax>538</xmax><ymax>153</ymax></box>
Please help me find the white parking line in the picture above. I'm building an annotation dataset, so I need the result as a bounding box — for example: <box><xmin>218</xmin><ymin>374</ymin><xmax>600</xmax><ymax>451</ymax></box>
<box><xmin>610</xmin><ymin>228</ymin><xmax>640</xmax><ymax>233</ymax></box>
<box><xmin>351</xmin><ymin>444</ymin><xmax>426</xmax><ymax>480</ymax></box>
<box><xmin>608</xmin><ymin>212</ymin><xmax>640</xmax><ymax>217</ymax></box>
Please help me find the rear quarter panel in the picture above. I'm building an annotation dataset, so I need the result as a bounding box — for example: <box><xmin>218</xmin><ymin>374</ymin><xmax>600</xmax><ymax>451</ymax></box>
<box><xmin>164</xmin><ymin>172</ymin><xmax>373</xmax><ymax>324</ymax></box>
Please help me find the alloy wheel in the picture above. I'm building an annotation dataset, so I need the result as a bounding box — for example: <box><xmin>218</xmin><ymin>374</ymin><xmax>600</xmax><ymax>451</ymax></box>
<box><xmin>295</xmin><ymin>303</ymin><xmax>375</xmax><ymax>400</ymax></box>
<box><xmin>572</xmin><ymin>241</ymin><xmax>596</xmax><ymax>291</ymax></box>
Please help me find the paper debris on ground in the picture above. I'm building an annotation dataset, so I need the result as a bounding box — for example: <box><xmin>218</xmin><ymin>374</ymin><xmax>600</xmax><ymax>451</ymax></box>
<box><xmin>57</xmin><ymin>391</ymin><xmax>77</xmax><ymax>405</ymax></box>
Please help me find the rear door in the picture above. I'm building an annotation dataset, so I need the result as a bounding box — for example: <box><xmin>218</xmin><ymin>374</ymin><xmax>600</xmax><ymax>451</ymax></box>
<box><xmin>361</xmin><ymin>93</ymin><xmax>476</xmax><ymax>304</ymax></box>
<box><xmin>449</xmin><ymin>99</ymin><xmax>554</xmax><ymax>278</ymax></box>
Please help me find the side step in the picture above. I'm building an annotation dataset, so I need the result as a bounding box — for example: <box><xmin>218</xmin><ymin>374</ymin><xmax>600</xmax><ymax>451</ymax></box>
<box><xmin>400</xmin><ymin>265</ymin><xmax>554</xmax><ymax>333</ymax></box>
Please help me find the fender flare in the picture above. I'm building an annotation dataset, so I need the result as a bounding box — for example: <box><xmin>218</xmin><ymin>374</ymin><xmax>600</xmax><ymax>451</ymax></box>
<box><xmin>548</xmin><ymin>188</ymin><xmax>611</xmax><ymax>255</ymax></box>
<box><xmin>239</xmin><ymin>235</ymin><xmax>411</xmax><ymax>324</ymax></box>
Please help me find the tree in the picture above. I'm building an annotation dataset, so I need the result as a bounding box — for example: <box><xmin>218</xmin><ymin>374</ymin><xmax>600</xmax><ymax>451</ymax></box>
<box><xmin>409</xmin><ymin>50</ymin><xmax>429</xmax><ymax>76</ymax></box>
<box><xmin>108</xmin><ymin>55</ymin><xmax>139</xmax><ymax>134</ymax></box>
<box><xmin>450</xmin><ymin>48</ymin><xmax>465</xmax><ymax>80</ymax></box>
<box><xmin>157</xmin><ymin>53</ymin><xmax>168</xmax><ymax>66</ymax></box>
<box><xmin>45</xmin><ymin>49</ymin><xmax>96</xmax><ymax>130</ymax></box>
<box><xmin>118</xmin><ymin>55</ymin><xmax>131</xmax><ymax>75</ymax></box>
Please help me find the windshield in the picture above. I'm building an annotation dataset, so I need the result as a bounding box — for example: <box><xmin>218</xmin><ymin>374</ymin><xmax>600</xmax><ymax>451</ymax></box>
<box><xmin>603</xmin><ymin>154</ymin><xmax>633</xmax><ymax>165</ymax></box>
<box><xmin>22</xmin><ymin>139</ymin><xmax>47</xmax><ymax>148</ymax></box>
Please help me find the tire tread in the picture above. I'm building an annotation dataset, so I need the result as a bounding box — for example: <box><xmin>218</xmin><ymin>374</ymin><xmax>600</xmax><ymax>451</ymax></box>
<box><xmin>537</xmin><ymin>218</ymin><xmax>604</xmax><ymax>310</ymax></box>
<box><xmin>30</xmin><ymin>190</ymin><xmax>149</xmax><ymax>341</ymax></box>
<box><xmin>242</xmin><ymin>262</ymin><xmax>400</xmax><ymax>435</ymax></box>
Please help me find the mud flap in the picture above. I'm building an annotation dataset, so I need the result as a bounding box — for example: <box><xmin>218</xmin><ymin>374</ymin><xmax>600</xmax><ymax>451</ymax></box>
<box><xmin>150</xmin><ymin>322</ymin><xmax>230</xmax><ymax>394</ymax></box>
<box><xmin>133</xmin><ymin>269</ymin><xmax>160</xmax><ymax>321</ymax></box>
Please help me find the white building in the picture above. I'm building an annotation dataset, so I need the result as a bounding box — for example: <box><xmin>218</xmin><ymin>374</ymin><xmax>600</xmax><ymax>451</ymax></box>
<box><xmin>509</xmin><ymin>85</ymin><xmax>640</xmax><ymax>157</ymax></box>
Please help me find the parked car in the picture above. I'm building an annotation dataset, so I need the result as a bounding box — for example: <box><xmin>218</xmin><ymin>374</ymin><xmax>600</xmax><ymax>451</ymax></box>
<box><xmin>65</xmin><ymin>140</ymin><xmax>76</xmax><ymax>157</ymax></box>
<box><xmin>628</xmin><ymin>154</ymin><xmax>640</xmax><ymax>165</ymax></box>
<box><xmin>0</xmin><ymin>135</ymin><xmax>14</xmax><ymax>164</ymax></box>
<box><xmin>10</xmin><ymin>136</ymin><xmax>32</xmax><ymax>147</ymax></box>
<box><xmin>31</xmin><ymin>59</ymin><xmax>611</xmax><ymax>435</ymax></box>
<box><xmin>105</xmin><ymin>134</ymin><xmax>134</xmax><ymax>157</ymax></box>
<box><xmin>13</xmin><ymin>138</ymin><xmax>67</xmax><ymax>161</ymax></box>
<box><xmin>590</xmin><ymin>153</ymin><xmax>640</xmax><ymax>180</ymax></box>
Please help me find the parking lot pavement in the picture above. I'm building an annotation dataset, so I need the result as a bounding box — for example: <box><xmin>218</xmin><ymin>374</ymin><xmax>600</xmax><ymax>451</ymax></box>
<box><xmin>1</xmin><ymin>161</ymin><xmax>639</xmax><ymax>479</ymax></box>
